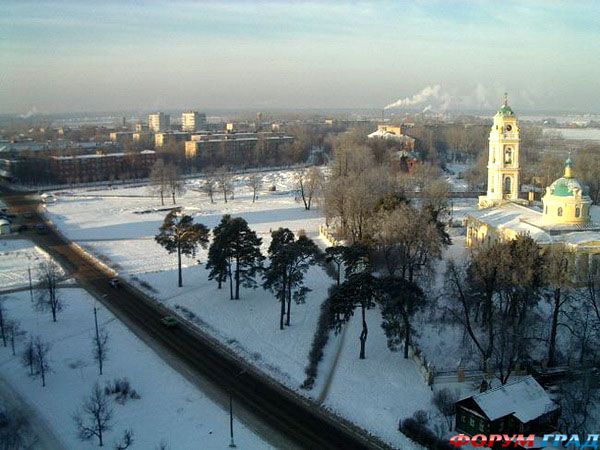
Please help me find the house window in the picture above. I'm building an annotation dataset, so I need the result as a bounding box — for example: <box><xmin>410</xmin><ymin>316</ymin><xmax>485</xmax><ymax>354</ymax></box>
<box><xmin>545</xmin><ymin>206</ymin><xmax>548</xmax><ymax>214</ymax></box>
<box><xmin>558</xmin><ymin>207</ymin><xmax>563</xmax><ymax>217</ymax></box>
<box><xmin>469</xmin><ymin>417</ymin><xmax>475</xmax><ymax>427</ymax></box>
<box><xmin>576</xmin><ymin>207</ymin><xmax>581</xmax><ymax>218</ymax></box>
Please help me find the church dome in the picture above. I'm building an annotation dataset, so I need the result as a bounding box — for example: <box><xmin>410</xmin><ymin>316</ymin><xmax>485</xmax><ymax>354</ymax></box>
<box><xmin>542</xmin><ymin>157</ymin><xmax>592</xmax><ymax>226</ymax></box>
<box><xmin>497</xmin><ymin>104</ymin><xmax>514</xmax><ymax>117</ymax></box>
<box><xmin>547</xmin><ymin>158</ymin><xmax>584</xmax><ymax>197</ymax></box>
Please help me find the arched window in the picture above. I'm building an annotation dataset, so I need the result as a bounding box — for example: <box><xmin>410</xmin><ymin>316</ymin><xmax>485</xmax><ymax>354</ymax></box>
<box><xmin>504</xmin><ymin>148</ymin><xmax>513</xmax><ymax>164</ymax></box>
<box><xmin>558</xmin><ymin>207</ymin><xmax>563</xmax><ymax>217</ymax></box>
<box><xmin>504</xmin><ymin>177</ymin><xmax>512</xmax><ymax>194</ymax></box>
<box><xmin>576</xmin><ymin>207</ymin><xmax>581</xmax><ymax>218</ymax></box>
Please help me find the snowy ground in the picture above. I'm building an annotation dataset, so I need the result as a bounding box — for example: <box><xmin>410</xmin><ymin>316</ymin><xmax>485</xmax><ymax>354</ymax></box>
<box><xmin>43</xmin><ymin>169</ymin><xmax>481</xmax><ymax>448</ymax></box>
<box><xmin>0</xmin><ymin>287</ymin><xmax>273</xmax><ymax>449</ymax></box>
<box><xmin>0</xmin><ymin>239</ymin><xmax>56</xmax><ymax>291</ymax></box>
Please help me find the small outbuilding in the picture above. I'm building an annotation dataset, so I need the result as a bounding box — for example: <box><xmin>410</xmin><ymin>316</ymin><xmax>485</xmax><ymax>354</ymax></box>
<box><xmin>455</xmin><ymin>376</ymin><xmax>559</xmax><ymax>437</ymax></box>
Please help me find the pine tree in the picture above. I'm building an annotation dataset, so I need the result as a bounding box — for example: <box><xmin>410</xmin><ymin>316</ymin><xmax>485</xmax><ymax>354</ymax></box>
<box><xmin>155</xmin><ymin>209</ymin><xmax>209</xmax><ymax>287</ymax></box>
<box><xmin>263</xmin><ymin>228</ymin><xmax>320</xmax><ymax>330</ymax></box>
<box><xmin>328</xmin><ymin>272</ymin><xmax>379</xmax><ymax>359</ymax></box>
<box><xmin>207</xmin><ymin>215</ymin><xmax>264</xmax><ymax>299</ymax></box>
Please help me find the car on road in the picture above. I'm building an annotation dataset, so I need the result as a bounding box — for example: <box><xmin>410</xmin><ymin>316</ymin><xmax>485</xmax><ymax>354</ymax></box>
<box><xmin>23</xmin><ymin>212</ymin><xmax>34</xmax><ymax>219</ymax></box>
<box><xmin>161</xmin><ymin>316</ymin><xmax>178</xmax><ymax>329</ymax></box>
<box><xmin>109</xmin><ymin>278</ymin><xmax>120</xmax><ymax>288</ymax></box>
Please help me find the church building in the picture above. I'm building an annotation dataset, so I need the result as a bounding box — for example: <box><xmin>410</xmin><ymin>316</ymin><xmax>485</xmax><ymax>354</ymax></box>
<box><xmin>466</xmin><ymin>96</ymin><xmax>600</xmax><ymax>281</ymax></box>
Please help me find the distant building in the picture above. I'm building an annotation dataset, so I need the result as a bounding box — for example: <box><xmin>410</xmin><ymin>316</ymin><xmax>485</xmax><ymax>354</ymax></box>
<box><xmin>184</xmin><ymin>132</ymin><xmax>294</xmax><ymax>159</ymax></box>
<box><xmin>155</xmin><ymin>131</ymin><xmax>191</xmax><ymax>147</ymax></box>
<box><xmin>134</xmin><ymin>122</ymin><xmax>149</xmax><ymax>133</ymax></box>
<box><xmin>181</xmin><ymin>111</ymin><xmax>207</xmax><ymax>132</ymax></box>
<box><xmin>109</xmin><ymin>131</ymin><xmax>134</xmax><ymax>143</ymax></box>
<box><xmin>49</xmin><ymin>150</ymin><xmax>156</xmax><ymax>183</ymax></box>
<box><xmin>368</xmin><ymin>124</ymin><xmax>416</xmax><ymax>151</ymax></box>
<box><xmin>455</xmin><ymin>376</ymin><xmax>559</xmax><ymax>437</ymax></box>
<box><xmin>148</xmin><ymin>113</ymin><xmax>170</xmax><ymax>132</ymax></box>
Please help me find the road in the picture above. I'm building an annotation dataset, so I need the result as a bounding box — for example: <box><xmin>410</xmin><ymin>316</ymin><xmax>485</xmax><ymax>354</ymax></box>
<box><xmin>1</xmin><ymin>187</ymin><xmax>392</xmax><ymax>450</ymax></box>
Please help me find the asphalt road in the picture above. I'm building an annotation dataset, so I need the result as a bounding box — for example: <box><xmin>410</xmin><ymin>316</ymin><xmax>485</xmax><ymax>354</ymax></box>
<box><xmin>1</xmin><ymin>187</ymin><xmax>392</xmax><ymax>450</ymax></box>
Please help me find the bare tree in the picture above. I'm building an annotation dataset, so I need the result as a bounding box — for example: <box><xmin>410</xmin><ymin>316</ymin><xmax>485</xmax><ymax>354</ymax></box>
<box><xmin>0</xmin><ymin>404</ymin><xmax>38</xmax><ymax>450</ymax></box>
<box><xmin>36</xmin><ymin>261</ymin><xmax>62</xmax><ymax>322</ymax></box>
<box><xmin>246</xmin><ymin>173</ymin><xmax>262</xmax><ymax>203</ymax></box>
<box><xmin>21</xmin><ymin>338</ymin><xmax>35</xmax><ymax>376</ymax></box>
<box><xmin>149</xmin><ymin>159</ymin><xmax>169</xmax><ymax>206</ymax></box>
<box><xmin>295</xmin><ymin>167</ymin><xmax>323</xmax><ymax>210</ymax></box>
<box><xmin>432</xmin><ymin>388</ymin><xmax>460</xmax><ymax>430</ymax></box>
<box><xmin>166</xmin><ymin>163</ymin><xmax>185</xmax><ymax>204</ymax></box>
<box><xmin>93</xmin><ymin>327</ymin><xmax>109</xmax><ymax>375</ymax></box>
<box><xmin>542</xmin><ymin>243</ymin><xmax>574</xmax><ymax>366</ymax></box>
<box><xmin>5</xmin><ymin>320</ymin><xmax>22</xmax><ymax>356</ymax></box>
<box><xmin>114</xmin><ymin>428</ymin><xmax>134</xmax><ymax>450</ymax></box>
<box><xmin>216</xmin><ymin>168</ymin><xmax>234</xmax><ymax>203</ymax></box>
<box><xmin>558</xmin><ymin>373</ymin><xmax>600</xmax><ymax>435</ymax></box>
<box><xmin>33</xmin><ymin>337</ymin><xmax>50</xmax><ymax>387</ymax></box>
<box><xmin>202</xmin><ymin>177</ymin><xmax>217</xmax><ymax>203</ymax></box>
<box><xmin>73</xmin><ymin>383</ymin><xmax>114</xmax><ymax>447</ymax></box>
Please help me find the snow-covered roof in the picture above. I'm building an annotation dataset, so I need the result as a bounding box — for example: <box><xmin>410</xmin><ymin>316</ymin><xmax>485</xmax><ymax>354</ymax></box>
<box><xmin>468</xmin><ymin>376</ymin><xmax>558</xmax><ymax>423</ymax></box>
<box><xmin>368</xmin><ymin>129</ymin><xmax>415</xmax><ymax>142</ymax></box>
<box><xmin>469</xmin><ymin>202</ymin><xmax>600</xmax><ymax>247</ymax></box>
<box><xmin>0</xmin><ymin>219</ymin><xmax>10</xmax><ymax>226</ymax></box>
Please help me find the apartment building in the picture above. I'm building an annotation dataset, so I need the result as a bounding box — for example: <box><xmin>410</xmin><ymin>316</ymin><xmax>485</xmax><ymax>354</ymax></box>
<box><xmin>181</xmin><ymin>111</ymin><xmax>207</xmax><ymax>132</ymax></box>
<box><xmin>148</xmin><ymin>112</ymin><xmax>171</xmax><ymax>132</ymax></box>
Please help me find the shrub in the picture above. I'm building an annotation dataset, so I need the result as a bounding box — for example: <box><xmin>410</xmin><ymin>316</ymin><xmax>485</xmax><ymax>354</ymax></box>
<box><xmin>301</xmin><ymin>296</ymin><xmax>334</xmax><ymax>389</ymax></box>
<box><xmin>104</xmin><ymin>378</ymin><xmax>141</xmax><ymax>404</ymax></box>
<box><xmin>399</xmin><ymin>415</ymin><xmax>454</xmax><ymax>450</ymax></box>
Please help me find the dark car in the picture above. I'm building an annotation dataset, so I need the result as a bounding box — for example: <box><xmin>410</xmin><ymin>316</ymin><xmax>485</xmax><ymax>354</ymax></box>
<box><xmin>108</xmin><ymin>278</ymin><xmax>120</xmax><ymax>288</ymax></box>
<box><xmin>161</xmin><ymin>316</ymin><xmax>178</xmax><ymax>329</ymax></box>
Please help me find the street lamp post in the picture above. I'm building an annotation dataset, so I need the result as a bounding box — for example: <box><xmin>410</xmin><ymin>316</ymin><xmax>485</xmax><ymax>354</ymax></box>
<box><xmin>229</xmin><ymin>390</ymin><xmax>236</xmax><ymax>448</ymax></box>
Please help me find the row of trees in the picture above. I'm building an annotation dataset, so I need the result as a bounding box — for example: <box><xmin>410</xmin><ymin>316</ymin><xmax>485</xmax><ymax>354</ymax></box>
<box><xmin>155</xmin><ymin>210</ymin><xmax>323</xmax><ymax>331</ymax></box>
<box><xmin>445</xmin><ymin>237</ymin><xmax>600</xmax><ymax>381</ymax></box>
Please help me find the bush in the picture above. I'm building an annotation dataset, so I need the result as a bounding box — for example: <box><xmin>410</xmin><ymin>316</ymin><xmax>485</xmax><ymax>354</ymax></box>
<box><xmin>104</xmin><ymin>378</ymin><xmax>141</xmax><ymax>404</ymax></box>
<box><xmin>301</xmin><ymin>296</ymin><xmax>334</xmax><ymax>389</ymax></box>
<box><xmin>399</xmin><ymin>413</ymin><xmax>454</xmax><ymax>450</ymax></box>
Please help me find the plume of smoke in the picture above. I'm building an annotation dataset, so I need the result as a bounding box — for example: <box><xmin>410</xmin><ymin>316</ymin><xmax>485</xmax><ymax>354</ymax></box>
<box><xmin>384</xmin><ymin>85</ymin><xmax>442</xmax><ymax>110</ymax></box>
<box><xmin>20</xmin><ymin>107</ymin><xmax>38</xmax><ymax>119</ymax></box>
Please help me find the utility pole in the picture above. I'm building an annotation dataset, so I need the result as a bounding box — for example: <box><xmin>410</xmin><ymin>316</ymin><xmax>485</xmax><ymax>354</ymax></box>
<box><xmin>28</xmin><ymin>267</ymin><xmax>33</xmax><ymax>302</ymax></box>
<box><xmin>229</xmin><ymin>390</ymin><xmax>236</xmax><ymax>448</ymax></box>
<box><xmin>93</xmin><ymin>300</ymin><xmax>102</xmax><ymax>374</ymax></box>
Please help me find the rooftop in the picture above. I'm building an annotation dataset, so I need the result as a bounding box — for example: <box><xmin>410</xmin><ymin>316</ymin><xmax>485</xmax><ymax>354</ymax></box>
<box><xmin>464</xmin><ymin>376</ymin><xmax>558</xmax><ymax>423</ymax></box>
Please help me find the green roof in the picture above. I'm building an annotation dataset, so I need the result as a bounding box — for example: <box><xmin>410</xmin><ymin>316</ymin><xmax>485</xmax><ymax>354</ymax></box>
<box><xmin>551</xmin><ymin>178</ymin><xmax>574</xmax><ymax>196</ymax></box>
<box><xmin>498</xmin><ymin>105</ymin><xmax>514</xmax><ymax>116</ymax></box>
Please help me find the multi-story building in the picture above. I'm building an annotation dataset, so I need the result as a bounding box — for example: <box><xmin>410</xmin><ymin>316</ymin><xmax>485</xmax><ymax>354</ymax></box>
<box><xmin>109</xmin><ymin>131</ymin><xmax>134</xmax><ymax>143</ymax></box>
<box><xmin>155</xmin><ymin>131</ymin><xmax>191</xmax><ymax>147</ymax></box>
<box><xmin>184</xmin><ymin>132</ymin><xmax>294</xmax><ymax>159</ymax></box>
<box><xmin>181</xmin><ymin>111</ymin><xmax>207</xmax><ymax>132</ymax></box>
<box><xmin>148</xmin><ymin>113</ymin><xmax>170</xmax><ymax>132</ymax></box>
<box><xmin>49</xmin><ymin>150</ymin><xmax>156</xmax><ymax>183</ymax></box>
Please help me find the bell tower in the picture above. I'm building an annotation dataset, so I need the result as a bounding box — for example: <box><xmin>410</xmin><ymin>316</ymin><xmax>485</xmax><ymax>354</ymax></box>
<box><xmin>479</xmin><ymin>94</ymin><xmax>521</xmax><ymax>208</ymax></box>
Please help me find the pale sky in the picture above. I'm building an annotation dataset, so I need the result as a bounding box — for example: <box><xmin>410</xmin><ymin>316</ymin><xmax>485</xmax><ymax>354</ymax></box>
<box><xmin>2</xmin><ymin>1</ymin><xmax>600</xmax><ymax>114</ymax></box>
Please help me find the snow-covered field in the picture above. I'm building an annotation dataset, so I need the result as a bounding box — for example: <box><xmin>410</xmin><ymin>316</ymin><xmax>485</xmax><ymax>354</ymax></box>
<box><xmin>0</xmin><ymin>287</ymin><xmax>272</xmax><ymax>449</ymax></box>
<box><xmin>0</xmin><ymin>239</ymin><xmax>55</xmax><ymax>290</ymax></box>
<box><xmin>42</xmin><ymin>169</ymin><xmax>470</xmax><ymax>448</ymax></box>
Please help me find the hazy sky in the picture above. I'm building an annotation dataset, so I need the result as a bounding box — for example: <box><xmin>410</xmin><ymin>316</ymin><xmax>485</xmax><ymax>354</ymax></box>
<box><xmin>2</xmin><ymin>1</ymin><xmax>600</xmax><ymax>114</ymax></box>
